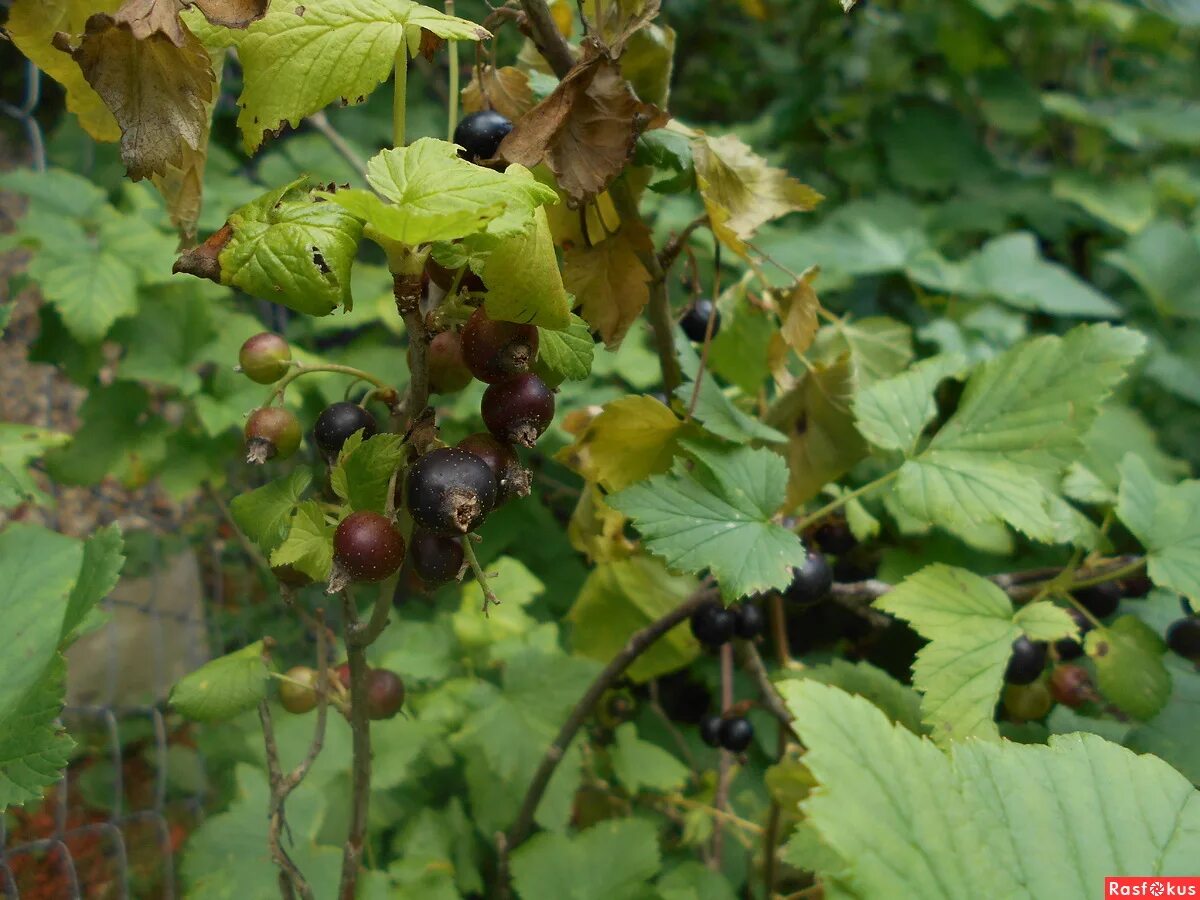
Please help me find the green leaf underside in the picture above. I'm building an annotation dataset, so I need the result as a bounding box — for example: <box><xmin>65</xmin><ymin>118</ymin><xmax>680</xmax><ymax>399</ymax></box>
<box><xmin>169</xmin><ymin>641</ymin><xmax>271</xmax><ymax>722</ymax></box>
<box><xmin>230</xmin><ymin>468</ymin><xmax>312</xmax><ymax>554</ymax></box>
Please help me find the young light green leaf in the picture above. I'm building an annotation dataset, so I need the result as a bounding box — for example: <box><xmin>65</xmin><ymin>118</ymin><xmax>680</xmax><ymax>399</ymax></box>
<box><xmin>219</xmin><ymin>177</ymin><xmax>363</xmax><ymax>314</ymax></box>
<box><xmin>330</xmin><ymin>432</ymin><xmax>404</xmax><ymax>514</ymax></box>
<box><xmin>475</xmin><ymin>201</ymin><xmax>571</xmax><ymax>330</ymax></box>
<box><xmin>535</xmin><ymin>314</ymin><xmax>595</xmax><ymax>385</ymax></box>
<box><xmin>611</xmin><ymin>723</ymin><xmax>689</xmax><ymax>794</ymax></box>
<box><xmin>853</xmin><ymin>353</ymin><xmax>968</xmax><ymax>454</ymax></box>
<box><xmin>787</xmin><ymin>681</ymin><xmax>1200</xmax><ymax>899</ymax></box>
<box><xmin>674</xmin><ymin>335</ymin><xmax>786</xmax><ymax>444</ymax></box>
<box><xmin>608</xmin><ymin>442</ymin><xmax>805</xmax><ymax>602</ymax></box>
<box><xmin>229</xmin><ymin>468</ymin><xmax>312</xmax><ymax>554</ymax></box>
<box><xmin>234</xmin><ymin>1</ymin><xmax>489</xmax><ymax>152</ymax></box>
<box><xmin>510</xmin><ymin>818</ymin><xmax>662</xmax><ymax>900</ymax></box>
<box><xmin>1086</xmin><ymin>615</ymin><xmax>1171</xmax><ymax>720</ymax></box>
<box><xmin>810</xmin><ymin>315</ymin><xmax>914</xmax><ymax>387</ymax></box>
<box><xmin>1117</xmin><ymin>454</ymin><xmax>1200</xmax><ymax>601</ymax></box>
<box><xmin>269</xmin><ymin>500</ymin><xmax>336</xmax><ymax>582</ymax></box>
<box><xmin>169</xmin><ymin>641</ymin><xmax>271</xmax><ymax>722</ymax></box>
<box><xmin>779</xmin><ymin>659</ymin><xmax>924</xmax><ymax>734</ymax></box>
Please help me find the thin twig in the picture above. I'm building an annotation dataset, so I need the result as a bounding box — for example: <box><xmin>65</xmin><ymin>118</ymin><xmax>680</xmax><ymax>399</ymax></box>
<box><xmin>517</xmin><ymin>0</ymin><xmax>576</xmax><ymax>78</ymax></box>
<box><xmin>738</xmin><ymin>642</ymin><xmax>796</xmax><ymax>735</ymax></box>
<box><xmin>259</xmin><ymin>700</ymin><xmax>315</xmax><ymax>900</ymax></box>
<box><xmin>462</xmin><ymin>538</ymin><xmax>499</xmax><ymax>614</ymax></box>
<box><xmin>205</xmin><ymin>482</ymin><xmax>271</xmax><ymax>575</ymax></box>
<box><xmin>348</xmin><ymin>576</ymin><xmax>396</xmax><ymax>647</ymax></box>
<box><xmin>657</xmin><ymin>215</ymin><xmax>708</xmax><ymax>273</ymax></box>
<box><xmin>338</xmin><ymin>593</ymin><xmax>373</xmax><ymax>900</ymax></box>
<box><xmin>307</xmin><ymin>111</ymin><xmax>368</xmax><ymax>181</ymax></box>
<box><xmin>710</xmin><ymin>641</ymin><xmax>734</xmax><ymax>870</ymax></box>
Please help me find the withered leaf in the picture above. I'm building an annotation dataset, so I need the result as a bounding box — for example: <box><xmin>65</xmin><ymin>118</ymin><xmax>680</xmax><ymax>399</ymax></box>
<box><xmin>187</xmin><ymin>0</ymin><xmax>269</xmax><ymax>28</ymax></box>
<box><xmin>461</xmin><ymin>65</ymin><xmax>535</xmax><ymax>122</ymax></box>
<box><xmin>771</xmin><ymin>266</ymin><xmax>821</xmax><ymax>358</ymax></box>
<box><xmin>499</xmin><ymin>42</ymin><xmax>666</xmax><ymax>202</ymax></box>
<box><xmin>56</xmin><ymin>0</ymin><xmax>215</xmax><ymax>182</ymax></box>
<box><xmin>418</xmin><ymin>27</ymin><xmax>444</xmax><ymax>60</ymax></box>
<box><xmin>563</xmin><ymin>219</ymin><xmax>653</xmax><ymax>347</ymax></box>
<box><xmin>152</xmin><ymin>141</ymin><xmax>208</xmax><ymax>241</ymax></box>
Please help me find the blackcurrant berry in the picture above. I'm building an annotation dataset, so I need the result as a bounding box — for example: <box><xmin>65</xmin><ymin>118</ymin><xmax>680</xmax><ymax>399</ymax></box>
<box><xmin>482</xmin><ymin>374</ymin><xmax>555</xmax><ymax>448</ymax></box>
<box><xmin>783</xmin><ymin>549</ymin><xmax>833</xmax><ymax>607</ymax></box>
<box><xmin>453</xmin><ymin>109</ymin><xmax>513</xmax><ymax>162</ymax></box>
<box><xmin>1073</xmin><ymin>581</ymin><xmax>1122</xmax><ymax>619</ymax></box>
<box><xmin>244</xmin><ymin>407</ymin><xmax>302</xmax><ymax>464</ymax></box>
<box><xmin>313</xmin><ymin>401</ymin><xmax>378</xmax><ymax>461</ymax></box>
<box><xmin>1049</xmin><ymin>664</ymin><xmax>1093</xmax><ymax>708</ymax></box>
<box><xmin>364</xmin><ymin>668</ymin><xmax>406</xmax><ymax>720</ymax></box>
<box><xmin>279</xmin><ymin>666</ymin><xmax>319</xmax><ymax>714</ymax></box>
<box><xmin>1053</xmin><ymin>607</ymin><xmax>1092</xmax><ymax>661</ymax></box>
<box><xmin>656</xmin><ymin>672</ymin><xmax>711</xmax><ymax>725</ymax></box>
<box><xmin>1119</xmin><ymin>573</ymin><xmax>1153</xmax><ymax>598</ymax></box>
<box><xmin>690</xmin><ymin>601</ymin><xmax>736</xmax><ymax>647</ymax></box>
<box><xmin>406</xmin><ymin>446</ymin><xmax>498</xmax><ymax>534</ymax></box>
<box><xmin>1002</xmin><ymin>680</ymin><xmax>1052</xmax><ymax>721</ymax></box>
<box><xmin>1004</xmin><ymin>636</ymin><xmax>1048</xmax><ymax>685</ymax></box>
<box><xmin>811</xmin><ymin>517</ymin><xmax>857</xmax><ymax>555</ymax></box>
<box><xmin>457</xmin><ymin>432</ymin><xmax>531</xmax><ymax>504</ymax></box>
<box><xmin>428</xmin><ymin>330</ymin><xmax>474</xmax><ymax>394</ymax></box>
<box><xmin>331</xmin><ymin>511</ymin><xmax>406</xmax><ymax>587</ymax></box>
<box><xmin>1166</xmin><ymin>617</ymin><xmax>1200</xmax><ymax>662</ymax></box>
<box><xmin>733</xmin><ymin>603</ymin><xmax>764</xmax><ymax>639</ymax></box>
<box><xmin>699</xmin><ymin>714</ymin><xmax>723</xmax><ymax>748</ymax></box>
<box><xmin>680</xmin><ymin>297</ymin><xmax>720</xmax><ymax>342</ymax></box>
<box><xmin>409</xmin><ymin>528</ymin><xmax>464</xmax><ymax>586</ymax></box>
<box><xmin>239</xmin><ymin>332</ymin><xmax>292</xmax><ymax>384</ymax></box>
<box><xmin>461</xmin><ymin>307</ymin><xmax>539</xmax><ymax>383</ymax></box>
<box><xmin>719</xmin><ymin>716</ymin><xmax>754</xmax><ymax>752</ymax></box>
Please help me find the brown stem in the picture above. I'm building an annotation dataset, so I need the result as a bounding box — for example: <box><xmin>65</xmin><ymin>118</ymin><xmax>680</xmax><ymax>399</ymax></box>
<box><xmin>709</xmin><ymin>642</ymin><xmax>735</xmax><ymax>870</ymax></box>
<box><xmin>394</xmin><ymin>273</ymin><xmax>430</xmax><ymax>429</ymax></box>
<box><xmin>204</xmin><ymin>482</ymin><xmax>271</xmax><ymax>575</ymax></box>
<box><xmin>738</xmin><ymin>642</ymin><xmax>796</xmax><ymax>735</ymax></box>
<box><xmin>657</xmin><ymin>215</ymin><xmax>709</xmax><ymax>273</ymax></box>
<box><xmin>518</xmin><ymin>0</ymin><xmax>575</xmax><ymax>78</ymax></box>
<box><xmin>348</xmin><ymin>577</ymin><xmax>395</xmax><ymax>648</ymax></box>
<box><xmin>338</xmin><ymin>593</ymin><xmax>373</xmax><ymax>900</ymax></box>
<box><xmin>259</xmin><ymin>700</ymin><xmax>315</xmax><ymax>900</ymax></box>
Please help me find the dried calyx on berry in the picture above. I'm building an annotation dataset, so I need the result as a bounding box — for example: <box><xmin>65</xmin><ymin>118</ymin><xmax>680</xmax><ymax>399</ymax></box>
<box><xmin>328</xmin><ymin>511</ymin><xmax>406</xmax><ymax>593</ymax></box>
<box><xmin>428</xmin><ymin>330</ymin><xmax>474</xmax><ymax>394</ymax></box>
<box><xmin>461</xmin><ymin>307</ymin><xmax>539</xmax><ymax>383</ymax></box>
<box><xmin>409</xmin><ymin>528</ymin><xmax>465</xmax><ymax>586</ymax></box>
<box><xmin>482</xmin><ymin>373</ymin><xmax>555</xmax><ymax>448</ymax></box>
<box><xmin>313</xmin><ymin>401</ymin><xmax>378</xmax><ymax>461</ymax></box>
<box><xmin>239</xmin><ymin>332</ymin><xmax>292</xmax><ymax>384</ymax></box>
<box><xmin>406</xmin><ymin>446</ymin><xmax>498</xmax><ymax>534</ymax></box>
<box><xmin>244</xmin><ymin>407</ymin><xmax>302</xmax><ymax>464</ymax></box>
<box><xmin>457</xmin><ymin>432</ymin><xmax>532</xmax><ymax>504</ymax></box>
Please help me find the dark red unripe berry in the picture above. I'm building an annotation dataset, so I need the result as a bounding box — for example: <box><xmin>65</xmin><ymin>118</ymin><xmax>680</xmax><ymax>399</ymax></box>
<box><xmin>332</xmin><ymin>511</ymin><xmax>406</xmax><ymax>586</ymax></box>
<box><xmin>1004</xmin><ymin>636</ymin><xmax>1048</xmax><ymax>685</ymax></box>
<box><xmin>239</xmin><ymin>332</ymin><xmax>292</xmax><ymax>384</ymax></box>
<box><xmin>719</xmin><ymin>716</ymin><xmax>754</xmax><ymax>752</ymax></box>
<box><xmin>409</xmin><ymin>528</ymin><xmax>464</xmax><ymax>585</ymax></box>
<box><xmin>690</xmin><ymin>601</ymin><xmax>735</xmax><ymax>648</ymax></box>
<box><xmin>1073</xmin><ymin>581</ymin><xmax>1122</xmax><ymax>619</ymax></box>
<box><xmin>482</xmin><ymin>374</ymin><xmax>555</xmax><ymax>448</ymax></box>
<box><xmin>783</xmin><ymin>550</ymin><xmax>833</xmax><ymax>607</ymax></box>
<box><xmin>699</xmin><ymin>714</ymin><xmax>723</xmax><ymax>748</ymax></box>
<box><xmin>406</xmin><ymin>447</ymin><xmax>498</xmax><ymax>534</ymax></box>
<box><xmin>457</xmin><ymin>432</ymin><xmax>531</xmax><ymax>504</ymax></box>
<box><xmin>335</xmin><ymin>663</ymin><xmax>351</xmax><ymax>689</ymax></box>
<box><xmin>1166</xmin><ymin>617</ymin><xmax>1200</xmax><ymax>662</ymax></box>
<box><xmin>428</xmin><ymin>331</ymin><xmax>474</xmax><ymax>394</ymax></box>
<box><xmin>244</xmin><ymin>407</ymin><xmax>302</xmax><ymax>464</ymax></box>
<box><xmin>313</xmin><ymin>402</ymin><xmax>377</xmax><ymax>461</ymax></box>
<box><xmin>279</xmin><ymin>666</ymin><xmax>319</xmax><ymax>714</ymax></box>
<box><xmin>680</xmin><ymin>297</ymin><xmax>720</xmax><ymax>343</ymax></box>
<box><xmin>461</xmin><ymin>307</ymin><xmax>539</xmax><ymax>383</ymax></box>
<box><xmin>733</xmin><ymin>603</ymin><xmax>764</xmax><ymax>639</ymax></box>
<box><xmin>364</xmin><ymin>669</ymin><xmax>406</xmax><ymax>720</ymax></box>
<box><xmin>454</xmin><ymin>109</ymin><xmax>513</xmax><ymax>162</ymax></box>
<box><xmin>1049</xmin><ymin>664</ymin><xmax>1093</xmax><ymax>708</ymax></box>
<box><xmin>427</xmin><ymin>256</ymin><xmax>485</xmax><ymax>293</ymax></box>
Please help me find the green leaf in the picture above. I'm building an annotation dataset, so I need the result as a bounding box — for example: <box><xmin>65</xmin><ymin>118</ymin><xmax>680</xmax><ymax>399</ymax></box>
<box><xmin>674</xmin><ymin>335</ymin><xmax>786</xmax><ymax>444</ymax></box>
<box><xmin>0</xmin><ymin>167</ymin><xmax>108</xmax><ymax>219</ymax></box>
<box><xmin>1052</xmin><ymin>173</ymin><xmax>1156</xmax><ymax>234</ymax></box>
<box><xmin>894</xmin><ymin>324</ymin><xmax>1144</xmax><ymax>541</ymax></box>
<box><xmin>27</xmin><ymin>243</ymin><xmax>139</xmax><ymax>342</ymax></box>
<box><xmin>169</xmin><ymin>641</ymin><xmax>271</xmax><ymax>722</ymax></box>
<box><xmin>62</xmin><ymin>524</ymin><xmax>124</xmax><ymax>641</ymax></box>
<box><xmin>810</xmin><ymin>315</ymin><xmax>915</xmax><ymax>387</ymax></box>
<box><xmin>1117</xmin><ymin>455</ymin><xmax>1200</xmax><ymax>601</ymax></box>
<box><xmin>611</xmin><ymin>723</ymin><xmax>689</xmax><ymax>794</ymax></box>
<box><xmin>781</xmin><ymin>659</ymin><xmax>924</xmax><ymax>734</ymax></box>
<box><xmin>874</xmin><ymin>565</ymin><xmax>1073</xmax><ymax>744</ymax></box>
<box><xmin>1086</xmin><ymin>615</ymin><xmax>1171</xmax><ymax>721</ymax></box>
<box><xmin>0</xmin><ymin>656</ymin><xmax>74</xmax><ymax>810</ymax></box>
<box><xmin>229</xmin><ymin>468</ymin><xmax>312</xmax><ymax>555</ymax></box>
<box><xmin>453</xmin><ymin>557</ymin><xmax>543</xmax><ymax>653</ymax></box>
<box><xmin>269</xmin><ymin>500</ymin><xmax>336</xmax><ymax>582</ymax></box>
<box><xmin>219</xmin><ymin>177</ymin><xmax>364</xmax><ymax>315</ymax></box>
<box><xmin>43</xmin><ymin>383</ymin><xmax>163</xmax><ymax>487</ymax></box>
<box><xmin>568</xmin><ymin>556</ymin><xmax>701</xmax><ymax>682</ymax></box>
<box><xmin>511</xmin><ymin>818</ymin><xmax>662</xmax><ymax>900</ymax></box>
<box><xmin>330</xmin><ymin>432</ymin><xmax>404</xmax><ymax>514</ymax></box>
<box><xmin>787</xmin><ymin>681</ymin><xmax>1200</xmax><ymax>898</ymax></box>
<box><xmin>535</xmin><ymin>314</ymin><xmax>595</xmax><ymax>385</ymax></box>
<box><xmin>0</xmin><ymin>423</ymin><xmax>70</xmax><ymax>507</ymax></box>
<box><xmin>853</xmin><ymin>353</ymin><xmax>968</xmax><ymax>454</ymax></box>
<box><xmin>474</xmin><ymin>199</ymin><xmax>571</xmax><ymax>330</ymax></box>
<box><xmin>608</xmin><ymin>442</ymin><xmax>805</xmax><ymax>602</ymax></box>
<box><xmin>115</xmin><ymin>286</ymin><xmax>216</xmax><ymax>394</ymax></box>
<box><xmin>234</xmin><ymin>1</ymin><xmax>489</xmax><ymax>152</ymax></box>
<box><xmin>1065</xmin><ymin>405</ymin><xmax>1187</xmax><ymax>504</ymax></box>
<box><xmin>323</xmin><ymin>141</ymin><xmax>557</xmax><ymax>247</ymax></box>
<box><xmin>1124</xmin><ymin>656</ymin><xmax>1200</xmax><ymax>785</ymax></box>
<box><xmin>1104</xmin><ymin>220</ymin><xmax>1200</xmax><ymax>320</ymax></box>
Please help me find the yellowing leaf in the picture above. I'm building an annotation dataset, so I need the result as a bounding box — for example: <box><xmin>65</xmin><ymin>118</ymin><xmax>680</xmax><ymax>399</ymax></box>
<box><xmin>7</xmin><ymin>0</ymin><xmax>122</xmax><ymax>142</ymax></box>
<box><xmin>568</xmin><ymin>484</ymin><xmax>636</xmax><ymax>564</ymax></box>
<box><xmin>479</xmin><ymin>203</ymin><xmax>571</xmax><ymax>330</ymax></box>
<box><xmin>693</xmin><ymin>132</ymin><xmax>822</xmax><ymax>254</ymax></box>
<box><xmin>461</xmin><ymin>65</ymin><xmax>535</xmax><ymax>121</ymax></box>
<box><xmin>557</xmin><ymin>395</ymin><xmax>684</xmax><ymax>491</ymax></box>
<box><xmin>772</xmin><ymin>267</ymin><xmax>821</xmax><ymax>358</ymax></box>
<box><xmin>564</xmin><ymin>221</ymin><xmax>653</xmax><ymax>346</ymax></box>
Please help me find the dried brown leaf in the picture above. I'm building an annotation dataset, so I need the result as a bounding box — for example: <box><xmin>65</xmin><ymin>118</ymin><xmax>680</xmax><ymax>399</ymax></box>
<box><xmin>772</xmin><ymin>266</ymin><xmax>822</xmax><ymax>358</ymax></box>
<box><xmin>188</xmin><ymin>0</ymin><xmax>269</xmax><ymax>28</ymax></box>
<box><xmin>563</xmin><ymin>219</ymin><xmax>653</xmax><ymax>346</ymax></box>
<box><xmin>461</xmin><ymin>65</ymin><xmax>535</xmax><ymax>121</ymax></box>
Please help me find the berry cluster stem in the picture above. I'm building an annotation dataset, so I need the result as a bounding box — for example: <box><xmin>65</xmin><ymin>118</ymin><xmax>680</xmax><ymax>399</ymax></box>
<box><xmin>462</xmin><ymin>538</ymin><xmax>499</xmax><ymax>614</ymax></box>
<box><xmin>268</xmin><ymin>363</ymin><xmax>393</xmax><ymax>405</ymax></box>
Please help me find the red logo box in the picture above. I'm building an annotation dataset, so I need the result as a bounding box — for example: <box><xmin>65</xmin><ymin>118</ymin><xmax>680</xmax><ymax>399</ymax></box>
<box><xmin>1106</xmin><ymin>878</ymin><xmax>1200</xmax><ymax>897</ymax></box>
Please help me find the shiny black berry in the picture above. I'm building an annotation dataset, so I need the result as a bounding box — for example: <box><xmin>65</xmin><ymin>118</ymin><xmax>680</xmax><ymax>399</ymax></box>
<box><xmin>238</xmin><ymin>332</ymin><xmax>291</xmax><ymax>384</ymax></box>
<box><xmin>332</xmin><ymin>511</ymin><xmax>406</xmax><ymax>585</ymax></box>
<box><xmin>453</xmin><ymin>110</ymin><xmax>513</xmax><ymax>162</ymax></box>
<box><xmin>481</xmin><ymin>374</ymin><xmax>555</xmax><ymax>448</ymax></box>
<box><xmin>457</xmin><ymin>432</ymin><xmax>531</xmax><ymax>504</ymax></box>
<box><xmin>718</xmin><ymin>716</ymin><xmax>754</xmax><ymax>752</ymax></box>
<box><xmin>409</xmin><ymin>528</ymin><xmax>464</xmax><ymax>585</ymax></box>
<box><xmin>811</xmin><ymin>517</ymin><xmax>857</xmax><ymax>555</ymax></box>
<box><xmin>1166</xmin><ymin>617</ymin><xmax>1200</xmax><ymax>662</ymax></box>
<box><xmin>690</xmin><ymin>601</ymin><xmax>735</xmax><ymax>647</ymax></box>
<box><xmin>313</xmin><ymin>402</ymin><xmax>377</xmax><ymax>460</ymax></box>
<box><xmin>699</xmin><ymin>714</ymin><xmax>723</xmax><ymax>748</ymax></box>
<box><xmin>1073</xmin><ymin>581</ymin><xmax>1121</xmax><ymax>619</ymax></box>
<box><xmin>244</xmin><ymin>407</ymin><xmax>302</xmax><ymax>464</ymax></box>
<box><xmin>680</xmin><ymin>297</ymin><xmax>720</xmax><ymax>342</ymax></box>
<box><xmin>733</xmin><ymin>604</ymin><xmax>764</xmax><ymax>639</ymax></box>
<box><xmin>461</xmin><ymin>307</ymin><xmax>539</xmax><ymax>383</ymax></box>
<box><xmin>406</xmin><ymin>447</ymin><xmax>498</xmax><ymax>534</ymax></box>
<box><xmin>428</xmin><ymin>331</ymin><xmax>474</xmax><ymax>394</ymax></box>
<box><xmin>1004</xmin><ymin>636</ymin><xmax>1048</xmax><ymax>685</ymax></box>
<box><xmin>783</xmin><ymin>549</ymin><xmax>833</xmax><ymax>607</ymax></box>
<box><xmin>364</xmin><ymin>669</ymin><xmax>406</xmax><ymax>720</ymax></box>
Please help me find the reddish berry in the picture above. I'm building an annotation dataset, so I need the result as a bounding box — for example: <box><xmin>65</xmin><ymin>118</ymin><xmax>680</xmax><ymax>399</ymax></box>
<box><xmin>364</xmin><ymin>669</ymin><xmax>406</xmax><ymax>719</ymax></box>
<box><xmin>461</xmin><ymin>307</ymin><xmax>539</xmax><ymax>383</ymax></box>
<box><xmin>409</xmin><ymin>528</ymin><xmax>464</xmax><ymax>585</ymax></box>
<box><xmin>427</xmin><ymin>256</ymin><xmax>485</xmax><ymax>293</ymax></box>
<box><xmin>428</xmin><ymin>331</ymin><xmax>474</xmax><ymax>394</ymax></box>
<box><xmin>244</xmin><ymin>407</ymin><xmax>302</xmax><ymax>464</ymax></box>
<box><xmin>406</xmin><ymin>447</ymin><xmax>498</xmax><ymax>534</ymax></box>
<box><xmin>279</xmin><ymin>666</ymin><xmax>319</xmax><ymax>714</ymax></box>
<box><xmin>331</xmin><ymin>511</ymin><xmax>406</xmax><ymax>586</ymax></box>
<box><xmin>335</xmin><ymin>663</ymin><xmax>351</xmax><ymax>689</ymax></box>
<box><xmin>1049</xmin><ymin>665</ymin><xmax>1093</xmax><ymax>708</ymax></box>
<box><xmin>239</xmin><ymin>332</ymin><xmax>292</xmax><ymax>384</ymax></box>
<box><xmin>456</xmin><ymin>432</ymin><xmax>531</xmax><ymax>504</ymax></box>
<box><xmin>481</xmin><ymin>374</ymin><xmax>555</xmax><ymax>448</ymax></box>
